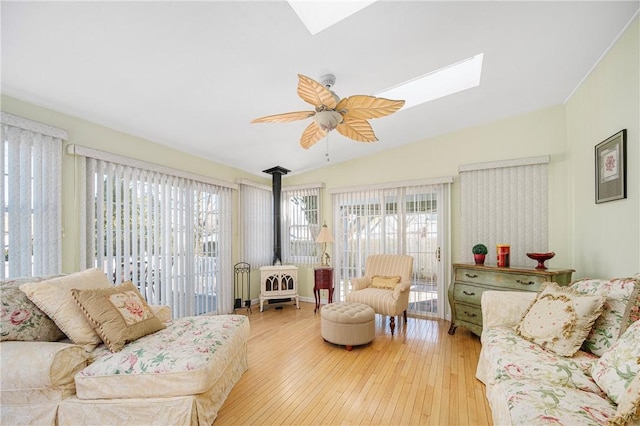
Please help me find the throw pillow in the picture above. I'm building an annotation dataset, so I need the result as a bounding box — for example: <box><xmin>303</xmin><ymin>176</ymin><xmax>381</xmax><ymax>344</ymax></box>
<box><xmin>514</xmin><ymin>282</ymin><xmax>606</xmax><ymax>357</ymax></box>
<box><xmin>370</xmin><ymin>275</ymin><xmax>401</xmax><ymax>290</ymax></box>
<box><xmin>592</xmin><ymin>319</ymin><xmax>640</xmax><ymax>405</ymax></box>
<box><xmin>71</xmin><ymin>281</ymin><xmax>165</xmax><ymax>352</ymax></box>
<box><xmin>19</xmin><ymin>268</ymin><xmax>111</xmax><ymax>349</ymax></box>
<box><xmin>571</xmin><ymin>277</ymin><xmax>640</xmax><ymax>356</ymax></box>
<box><xmin>607</xmin><ymin>370</ymin><xmax>640</xmax><ymax>426</ymax></box>
<box><xmin>624</xmin><ymin>287</ymin><xmax>640</xmax><ymax>333</ymax></box>
<box><xmin>1</xmin><ymin>275</ymin><xmax>66</xmax><ymax>341</ymax></box>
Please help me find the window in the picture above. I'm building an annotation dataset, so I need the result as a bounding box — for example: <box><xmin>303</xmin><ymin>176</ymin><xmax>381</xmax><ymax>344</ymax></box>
<box><xmin>282</xmin><ymin>184</ymin><xmax>322</xmax><ymax>266</ymax></box>
<box><xmin>73</xmin><ymin>145</ymin><xmax>235</xmax><ymax>317</ymax></box>
<box><xmin>1</xmin><ymin>112</ymin><xmax>65</xmax><ymax>278</ymax></box>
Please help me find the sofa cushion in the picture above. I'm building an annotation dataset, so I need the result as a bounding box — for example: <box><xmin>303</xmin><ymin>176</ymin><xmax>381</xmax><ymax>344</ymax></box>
<box><xmin>1</xmin><ymin>275</ymin><xmax>66</xmax><ymax>342</ymax></box>
<box><xmin>592</xmin><ymin>319</ymin><xmax>640</xmax><ymax>405</ymax></box>
<box><xmin>514</xmin><ymin>282</ymin><xmax>606</xmax><ymax>357</ymax></box>
<box><xmin>608</xmin><ymin>371</ymin><xmax>640</xmax><ymax>426</ymax></box>
<box><xmin>345</xmin><ymin>287</ymin><xmax>402</xmax><ymax>315</ymax></box>
<box><xmin>571</xmin><ymin>277</ymin><xmax>640</xmax><ymax>356</ymax></box>
<box><xmin>150</xmin><ymin>304</ymin><xmax>172</xmax><ymax>323</ymax></box>
<box><xmin>370</xmin><ymin>275</ymin><xmax>401</xmax><ymax>290</ymax></box>
<box><xmin>490</xmin><ymin>379</ymin><xmax>616</xmax><ymax>425</ymax></box>
<box><xmin>75</xmin><ymin>315</ymin><xmax>250</xmax><ymax>399</ymax></box>
<box><xmin>71</xmin><ymin>281</ymin><xmax>166</xmax><ymax>352</ymax></box>
<box><xmin>480</xmin><ymin>326</ymin><xmax>604</xmax><ymax>396</ymax></box>
<box><xmin>0</xmin><ymin>341</ymin><xmax>90</xmax><ymax>401</ymax></box>
<box><xmin>19</xmin><ymin>268</ymin><xmax>111</xmax><ymax>349</ymax></box>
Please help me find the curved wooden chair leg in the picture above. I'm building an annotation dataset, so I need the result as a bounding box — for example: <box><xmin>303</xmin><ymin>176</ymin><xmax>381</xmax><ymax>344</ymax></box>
<box><xmin>403</xmin><ymin>310</ymin><xmax>408</xmax><ymax>323</ymax></box>
<box><xmin>390</xmin><ymin>316</ymin><xmax>396</xmax><ymax>335</ymax></box>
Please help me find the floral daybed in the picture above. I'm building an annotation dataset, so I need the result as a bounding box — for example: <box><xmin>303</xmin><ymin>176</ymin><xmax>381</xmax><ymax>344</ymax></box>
<box><xmin>1</xmin><ymin>269</ymin><xmax>250</xmax><ymax>425</ymax></box>
<box><xmin>476</xmin><ymin>277</ymin><xmax>640</xmax><ymax>426</ymax></box>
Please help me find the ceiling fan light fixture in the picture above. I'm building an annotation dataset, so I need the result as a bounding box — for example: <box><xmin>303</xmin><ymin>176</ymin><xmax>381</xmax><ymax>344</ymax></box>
<box><xmin>314</xmin><ymin>110</ymin><xmax>343</xmax><ymax>131</ymax></box>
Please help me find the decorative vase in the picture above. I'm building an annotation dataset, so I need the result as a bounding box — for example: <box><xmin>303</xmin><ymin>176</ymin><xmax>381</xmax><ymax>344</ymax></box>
<box><xmin>526</xmin><ymin>252</ymin><xmax>555</xmax><ymax>270</ymax></box>
<box><xmin>474</xmin><ymin>254</ymin><xmax>486</xmax><ymax>265</ymax></box>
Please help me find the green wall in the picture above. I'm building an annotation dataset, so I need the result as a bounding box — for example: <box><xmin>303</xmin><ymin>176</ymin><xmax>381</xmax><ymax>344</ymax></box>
<box><xmin>565</xmin><ymin>16</ymin><xmax>639</xmax><ymax>277</ymax></box>
<box><xmin>2</xmin><ymin>16</ymin><xmax>638</xmax><ymax>299</ymax></box>
<box><xmin>291</xmin><ymin>16</ymin><xmax>640</xmax><ymax>281</ymax></box>
<box><xmin>288</xmin><ymin>105</ymin><xmax>570</xmax><ymax>269</ymax></box>
<box><xmin>0</xmin><ymin>95</ymin><xmax>264</xmax><ymax>276</ymax></box>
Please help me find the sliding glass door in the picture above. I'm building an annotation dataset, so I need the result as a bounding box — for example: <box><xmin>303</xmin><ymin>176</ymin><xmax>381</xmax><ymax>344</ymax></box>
<box><xmin>332</xmin><ymin>181</ymin><xmax>449</xmax><ymax>319</ymax></box>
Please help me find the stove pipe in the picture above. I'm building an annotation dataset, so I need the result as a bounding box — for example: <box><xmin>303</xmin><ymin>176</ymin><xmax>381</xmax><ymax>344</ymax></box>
<box><xmin>263</xmin><ymin>166</ymin><xmax>290</xmax><ymax>265</ymax></box>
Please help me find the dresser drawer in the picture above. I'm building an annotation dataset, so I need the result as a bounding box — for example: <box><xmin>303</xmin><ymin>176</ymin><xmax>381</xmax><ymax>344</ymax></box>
<box><xmin>453</xmin><ymin>303</ymin><xmax>482</xmax><ymax>326</ymax></box>
<box><xmin>453</xmin><ymin>283</ymin><xmax>484</xmax><ymax>306</ymax></box>
<box><xmin>455</xmin><ymin>268</ymin><xmax>547</xmax><ymax>292</ymax></box>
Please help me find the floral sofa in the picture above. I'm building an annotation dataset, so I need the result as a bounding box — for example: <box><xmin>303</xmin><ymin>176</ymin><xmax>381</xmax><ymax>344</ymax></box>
<box><xmin>476</xmin><ymin>276</ymin><xmax>640</xmax><ymax>426</ymax></box>
<box><xmin>0</xmin><ymin>269</ymin><xmax>250</xmax><ymax>425</ymax></box>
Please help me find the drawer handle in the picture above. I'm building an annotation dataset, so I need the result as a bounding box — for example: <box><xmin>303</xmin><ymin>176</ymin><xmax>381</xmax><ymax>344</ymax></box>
<box><xmin>516</xmin><ymin>279</ymin><xmax>535</xmax><ymax>285</ymax></box>
<box><xmin>463</xmin><ymin>311</ymin><xmax>477</xmax><ymax>318</ymax></box>
<box><xmin>463</xmin><ymin>290</ymin><xmax>476</xmax><ymax>296</ymax></box>
<box><xmin>464</xmin><ymin>273</ymin><xmax>478</xmax><ymax>279</ymax></box>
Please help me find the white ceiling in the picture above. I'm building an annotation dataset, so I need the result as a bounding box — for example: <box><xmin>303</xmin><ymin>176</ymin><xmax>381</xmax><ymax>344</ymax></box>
<box><xmin>2</xmin><ymin>1</ymin><xmax>638</xmax><ymax>177</ymax></box>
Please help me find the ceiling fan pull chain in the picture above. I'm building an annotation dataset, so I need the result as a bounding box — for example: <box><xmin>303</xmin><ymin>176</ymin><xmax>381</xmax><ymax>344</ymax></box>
<box><xmin>325</xmin><ymin>134</ymin><xmax>330</xmax><ymax>162</ymax></box>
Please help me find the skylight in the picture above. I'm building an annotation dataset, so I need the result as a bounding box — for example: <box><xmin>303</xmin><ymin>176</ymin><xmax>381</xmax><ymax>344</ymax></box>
<box><xmin>376</xmin><ymin>53</ymin><xmax>484</xmax><ymax>110</ymax></box>
<box><xmin>287</xmin><ymin>1</ymin><xmax>377</xmax><ymax>35</ymax></box>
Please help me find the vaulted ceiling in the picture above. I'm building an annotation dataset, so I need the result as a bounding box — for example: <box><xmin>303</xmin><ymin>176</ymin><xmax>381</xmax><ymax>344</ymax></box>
<box><xmin>2</xmin><ymin>1</ymin><xmax>638</xmax><ymax>176</ymax></box>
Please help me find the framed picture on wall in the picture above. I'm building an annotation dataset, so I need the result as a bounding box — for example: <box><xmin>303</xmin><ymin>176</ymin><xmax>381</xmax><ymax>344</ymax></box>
<box><xmin>595</xmin><ymin>129</ymin><xmax>627</xmax><ymax>204</ymax></box>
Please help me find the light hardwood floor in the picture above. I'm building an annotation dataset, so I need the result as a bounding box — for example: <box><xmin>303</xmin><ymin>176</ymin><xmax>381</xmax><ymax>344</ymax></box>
<box><xmin>215</xmin><ymin>301</ymin><xmax>493</xmax><ymax>425</ymax></box>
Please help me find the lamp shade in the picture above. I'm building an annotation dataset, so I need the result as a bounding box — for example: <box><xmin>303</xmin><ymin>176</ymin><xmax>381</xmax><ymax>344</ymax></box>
<box><xmin>315</xmin><ymin>223</ymin><xmax>334</xmax><ymax>243</ymax></box>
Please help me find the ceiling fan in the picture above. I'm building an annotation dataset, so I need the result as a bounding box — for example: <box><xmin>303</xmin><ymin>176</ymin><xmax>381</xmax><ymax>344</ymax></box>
<box><xmin>251</xmin><ymin>74</ymin><xmax>405</xmax><ymax>149</ymax></box>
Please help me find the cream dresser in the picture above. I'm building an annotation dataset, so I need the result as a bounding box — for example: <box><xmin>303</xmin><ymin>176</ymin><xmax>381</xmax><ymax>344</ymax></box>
<box><xmin>448</xmin><ymin>263</ymin><xmax>574</xmax><ymax>336</ymax></box>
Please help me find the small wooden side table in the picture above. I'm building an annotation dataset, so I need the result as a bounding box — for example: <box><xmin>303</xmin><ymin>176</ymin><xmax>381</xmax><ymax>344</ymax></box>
<box><xmin>314</xmin><ymin>267</ymin><xmax>334</xmax><ymax>313</ymax></box>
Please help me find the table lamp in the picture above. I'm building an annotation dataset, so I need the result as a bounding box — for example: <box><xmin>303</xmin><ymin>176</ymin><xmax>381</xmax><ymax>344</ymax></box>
<box><xmin>315</xmin><ymin>222</ymin><xmax>334</xmax><ymax>267</ymax></box>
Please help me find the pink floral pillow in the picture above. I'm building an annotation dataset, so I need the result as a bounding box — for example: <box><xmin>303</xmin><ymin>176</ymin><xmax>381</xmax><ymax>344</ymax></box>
<box><xmin>0</xmin><ymin>275</ymin><xmax>66</xmax><ymax>341</ymax></box>
<box><xmin>515</xmin><ymin>282</ymin><xmax>606</xmax><ymax>357</ymax></box>
<box><xmin>71</xmin><ymin>281</ymin><xmax>165</xmax><ymax>352</ymax></box>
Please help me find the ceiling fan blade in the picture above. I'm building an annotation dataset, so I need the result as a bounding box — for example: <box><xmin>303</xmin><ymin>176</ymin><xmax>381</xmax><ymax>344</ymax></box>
<box><xmin>251</xmin><ymin>110</ymin><xmax>316</xmax><ymax>123</ymax></box>
<box><xmin>299</xmin><ymin>121</ymin><xmax>327</xmax><ymax>149</ymax></box>
<box><xmin>297</xmin><ymin>74</ymin><xmax>337</xmax><ymax>109</ymax></box>
<box><xmin>336</xmin><ymin>119</ymin><xmax>378</xmax><ymax>142</ymax></box>
<box><xmin>337</xmin><ymin>95</ymin><xmax>405</xmax><ymax>121</ymax></box>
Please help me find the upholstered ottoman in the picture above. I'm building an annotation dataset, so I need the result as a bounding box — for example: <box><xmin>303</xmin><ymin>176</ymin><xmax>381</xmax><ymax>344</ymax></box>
<box><xmin>320</xmin><ymin>302</ymin><xmax>375</xmax><ymax>350</ymax></box>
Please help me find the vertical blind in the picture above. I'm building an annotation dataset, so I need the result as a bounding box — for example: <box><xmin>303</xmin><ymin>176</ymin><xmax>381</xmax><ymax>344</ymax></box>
<box><xmin>1</xmin><ymin>112</ymin><xmax>66</xmax><ymax>278</ymax></box>
<box><xmin>459</xmin><ymin>156</ymin><xmax>549</xmax><ymax>267</ymax></box>
<box><xmin>238</xmin><ymin>181</ymin><xmax>273</xmax><ymax>268</ymax></box>
<box><xmin>282</xmin><ymin>185</ymin><xmax>321</xmax><ymax>267</ymax></box>
<box><xmin>331</xmin><ymin>179</ymin><xmax>451</xmax><ymax>309</ymax></box>
<box><xmin>75</xmin><ymin>146</ymin><xmax>234</xmax><ymax>317</ymax></box>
